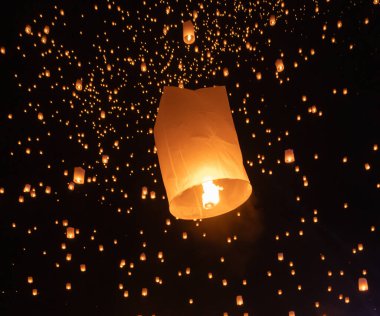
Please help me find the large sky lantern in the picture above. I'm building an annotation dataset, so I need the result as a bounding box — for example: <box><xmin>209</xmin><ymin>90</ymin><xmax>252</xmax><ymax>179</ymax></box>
<box><xmin>154</xmin><ymin>86</ymin><xmax>252</xmax><ymax>220</ymax></box>
<box><xmin>183</xmin><ymin>20</ymin><xmax>195</xmax><ymax>44</ymax></box>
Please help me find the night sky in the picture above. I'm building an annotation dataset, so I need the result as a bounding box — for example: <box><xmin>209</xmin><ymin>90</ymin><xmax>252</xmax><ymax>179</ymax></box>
<box><xmin>0</xmin><ymin>0</ymin><xmax>379</xmax><ymax>315</ymax></box>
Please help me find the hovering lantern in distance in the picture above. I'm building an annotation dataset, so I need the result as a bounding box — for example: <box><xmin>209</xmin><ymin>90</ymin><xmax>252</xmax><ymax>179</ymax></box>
<box><xmin>73</xmin><ymin>167</ymin><xmax>85</xmax><ymax>184</ymax></box>
<box><xmin>154</xmin><ymin>86</ymin><xmax>252</xmax><ymax>220</ymax></box>
<box><xmin>141</xmin><ymin>62</ymin><xmax>147</xmax><ymax>72</ymax></box>
<box><xmin>284</xmin><ymin>149</ymin><xmax>295</xmax><ymax>163</ymax></box>
<box><xmin>75</xmin><ymin>79</ymin><xmax>83</xmax><ymax>91</ymax></box>
<box><xmin>275</xmin><ymin>58</ymin><xmax>285</xmax><ymax>72</ymax></box>
<box><xmin>269</xmin><ymin>15</ymin><xmax>276</xmax><ymax>26</ymax></box>
<box><xmin>66</xmin><ymin>227</ymin><xmax>75</xmax><ymax>239</ymax></box>
<box><xmin>183</xmin><ymin>20</ymin><xmax>195</xmax><ymax>44</ymax></box>
<box><xmin>236</xmin><ymin>295</ymin><xmax>244</xmax><ymax>306</ymax></box>
<box><xmin>358</xmin><ymin>278</ymin><xmax>368</xmax><ymax>292</ymax></box>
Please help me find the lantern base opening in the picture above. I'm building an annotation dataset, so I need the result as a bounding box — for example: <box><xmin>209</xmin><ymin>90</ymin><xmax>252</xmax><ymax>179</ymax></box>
<box><xmin>169</xmin><ymin>178</ymin><xmax>252</xmax><ymax>220</ymax></box>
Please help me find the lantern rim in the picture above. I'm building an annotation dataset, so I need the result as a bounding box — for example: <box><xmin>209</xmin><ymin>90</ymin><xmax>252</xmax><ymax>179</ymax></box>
<box><xmin>169</xmin><ymin>178</ymin><xmax>252</xmax><ymax>220</ymax></box>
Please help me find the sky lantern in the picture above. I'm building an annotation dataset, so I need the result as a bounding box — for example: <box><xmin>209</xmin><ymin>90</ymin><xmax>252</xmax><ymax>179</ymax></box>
<box><xmin>75</xmin><ymin>79</ymin><xmax>83</xmax><ymax>91</ymax></box>
<box><xmin>73</xmin><ymin>167</ymin><xmax>85</xmax><ymax>184</ymax></box>
<box><xmin>66</xmin><ymin>227</ymin><xmax>75</xmax><ymax>239</ymax></box>
<box><xmin>289</xmin><ymin>311</ymin><xmax>295</xmax><ymax>316</ymax></box>
<box><xmin>236</xmin><ymin>295</ymin><xmax>244</xmax><ymax>306</ymax></box>
<box><xmin>141</xmin><ymin>62</ymin><xmax>147</xmax><ymax>72</ymax></box>
<box><xmin>183</xmin><ymin>20</ymin><xmax>195</xmax><ymax>44</ymax></box>
<box><xmin>102</xmin><ymin>155</ymin><xmax>109</xmax><ymax>164</ymax></box>
<box><xmin>284</xmin><ymin>149</ymin><xmax>295</xmax><ymax>163</ymax></box>
<box><xmin>275</xmin><ymin>58</ymin><xmax>285</xmax><ymax>72</ymax></box>
<box><xmin>358</xmin><ymin>278</ymin><xmax>369</xmax><ymax>292</ymax></box>
<box><xmin>223</xmin><ymin>67</ymin><xmax>229</xmax><ymax>77</ymax></box>
<box><xmin>100</xmin><ymin>110</ymin><xmax>106</xmax><ymax>119</ymax></box>
<box><xmin>269</xmin><ymin>15</ymin><xmax>276</xmax><ymax>26</ymax></box>
<box><xmin>154</xmin><ymin>86</ymin><xmax>252</xmax><ymax>220</ymax></box>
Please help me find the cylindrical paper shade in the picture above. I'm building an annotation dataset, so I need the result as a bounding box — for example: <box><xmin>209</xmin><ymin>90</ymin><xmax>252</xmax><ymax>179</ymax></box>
<box><xmin>183</xmin><ymin>20</ymin><xmax>195</xmax><ymax>44</ymax></box>
<box><xmin>154</xmin><ymin>86</ymin><xmax>252</xmax><ymax>220</ymax></box>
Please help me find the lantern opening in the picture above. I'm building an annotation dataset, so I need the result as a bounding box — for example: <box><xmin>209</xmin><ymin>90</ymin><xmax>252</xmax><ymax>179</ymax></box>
<box><xmin>202</xmin><ymin>180</ymin><xmax>222</xmax><ymax>209</ymax></box>
<box><xmin>186</xmin><ymin>34</ymin><xmax>193</xmax><ymax>42</ymax></box>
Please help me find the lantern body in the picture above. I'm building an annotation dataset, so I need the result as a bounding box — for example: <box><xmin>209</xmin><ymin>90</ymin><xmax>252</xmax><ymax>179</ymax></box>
<box><xmin>275</xmin><ymin>58</ymin><xmax>284</xmax><ymax>72</ymax></box>
<box><xmin>358</xmin><ymin>277</ymin><xmax>368</xmax><ymax>292</ymax></box>
<box><xmin>75</xmin><ymin>79</ymin><xmax>83</xmax><ymax>91</ymax></box>
<box><xmin>66</xmin><ymin>227</ymin><xmax>75</xmax><ymax>239</ymax></box>
<box><xmin>183</xmin><ymin>20</ymin><xmax>195</xmax><ymax>44</ymax></box>
<box><xmin>236</xmin><ymin>295</ymin><xmax>244</xmax><ymax>306</ymax></box>
<box><xmin>269</xmin><ymin>15</ymin><xmax>276</xmax><ymax>26</ymax></box>
<box><xmin>284</xmin><ymin>149</ymin><xmax>295</xmax><ymax>163</ymax></box>
<box><xmin>154</xmin><ymin>86</ymin><xmax>252</xmax><ymax>220</ymax></box>
<box><xmin>73</xmin><ymin>167</ymin><xmax>85</xmax><ymax>184</ymax></box>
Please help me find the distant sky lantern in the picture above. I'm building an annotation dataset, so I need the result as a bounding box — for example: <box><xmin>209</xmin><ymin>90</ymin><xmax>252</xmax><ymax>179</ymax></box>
<box><xmin>358</xmin><ymin>277</ymin><xmax>368</xmax><ymax>292</ymax></box>
<box><xmin>73</xmin><ymin>167</ymin><xmax>85</xmax><ymax>184</ymax></box>
<box><xmin>183</xmin><ymin>20</ymin><xmax>195</xmax><ymax>44</ymax></box>
<box><xmin>100</xmin><ymin>110</ymin><xmax>106</xmax><ymax>119</ymax></box>
<box><xmin>275</xmin><ymin>58</ymin><xmax>285</xmax><ymax>72</ymax></box>
<box><xmin>223</xmin><ymin>67</ymin><xmax>229</xmax><ymax>77</ymax></box>
<box><xmin>75</xmin><ymin>79</ymin><xmax>83</xmax><ymax>91</ymax></box>
<box><xmin>256</xmin><ymin>72</ymin><xmax>262</xmax><ymax>80</ymax></box>
<box><xmin>66</xmin><ymin>227</ymin><xmax>75</xmax><ymax>239</ymax></box>
<box><xmin>25</xmin><ymin>25</ymin><xmax>32</xmax><ymax>34</ymax></box>
<box><xmin>269</xmin><ymin>15</ymin><xmax>276</xmax><ymax>26</ymax></box>
<box><xmin>102</xmin><ymin>155</ymin><xmax>109</xmax><ymax>164</ymax></box>
<box><xmin>154</xmin><ymin>86</ymin><xmax>252</xmax><ymax>220</ymax></box>
<box><xmin>68</xmin><ymin>182</ymin><xmax>75</xmax><ymax>191</ymax></box>
<box><xmin>141</xmin><ymin>62</ymin><xmax>147</xmax><ymax>72</ymax></box>
<box><xmin>284</xmin><ymin>149</ymin><xmax>295</xmax><ymax>163</ymax></box>
<box><xmin>289</xmin><ymin>311</ymin><xmax>295</xmax><ymax>316</ymax></box>
<box><xmin>236</xmin><ymin>295</ymin><xmax>244</xmax><ymax>306</ymax></box>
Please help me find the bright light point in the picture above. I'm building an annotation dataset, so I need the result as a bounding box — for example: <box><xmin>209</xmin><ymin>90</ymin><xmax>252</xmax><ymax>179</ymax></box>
<box><xmin>202</xmin><ymin>180</ymin><xmax>222</xmax><ymax>209</ymax></box>
<box><xmin>186</xmin><ymin>34</ymin><xmax>193</xmax><ymax>42</ymax></box>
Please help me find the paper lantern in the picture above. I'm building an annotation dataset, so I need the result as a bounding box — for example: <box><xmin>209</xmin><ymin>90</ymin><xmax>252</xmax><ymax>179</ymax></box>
<box><xmin>73</xmin><ymin>167</ymin><xmax>85</xmax><ymax>184</ymax></box>
<box><xmin>275</xmin><ymin>58</ymin><xmax>285</xmax><ymax>72</ymax></box>
<box><xmin>23</xmin><ymin>184</ymin><xmax>31</xmax><ymax>193</ymax></box>
<box><xmin>141</xmin><ymin>62</ymin><xmax>147</xmax><ymax>72</ymax></box>
<box><xmin>100</xmin><ymin>110</ymin><xmax>106</xmax><ymax>119</ymax></box>
<box><xmin>80</xmin><ymin>264</ymin><xmax>86</xmax><ymax>272</ymax></box>
<box><xmin>75</xmin><ymin>79</ymin><xmax>83</xmax><ymax>91</ymax></box>
<box><xmin>183</xmin><ymin>20</ymin><xmax>195</xmax><ymax>44</ymax></box>
<box><xmin>66</xmin><ymin>227</ymin><xmax>75</xmax><ymax>239</ymax></box>
<box><xmin>284</xmin><ymin>149</ymin><xmax>295</xmax><ymax>163</ymax></box>
<box><xmin>223</xmin><ymin>67</ymin><xmax>229</xmax><ymax>77</ymax></box>
<box><xmin>141</xmin><ymin>288</ymin><xmax>148</xmax><ymax>296</ymax></box>
<box><xmin>289</xmin><ymin>312</ymin><xmax>295</xmax><ymax>316</ymax></box>
<box><xmin>358</xmin><ymin>277</ymin><xmax>368</xmax><ymax>292</ymax></box>
<box><xmin>236</xmin><ymin>295</ymin><xmax>244</xmax><ymax>306</ymax></box>
<box><xmin>269</xmin><ymin>15</ymin><xmax>276</xmax><ymax>26</ymax></box>
<box><xmin>102</xmin><ymin>155</ymin><xmax>109</xmax><ymax>164</ymax></box>
<box><xmin>154</xmin><ymin>86</ymin><xmax>252</xmax><ymax>220</ymax></box>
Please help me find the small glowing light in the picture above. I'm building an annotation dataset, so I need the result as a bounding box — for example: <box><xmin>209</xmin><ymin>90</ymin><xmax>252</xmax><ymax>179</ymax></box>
<box><xmin>202</xmin><ymin>180</ymin><xmax>222</xmax><ymax>209</ymax></box>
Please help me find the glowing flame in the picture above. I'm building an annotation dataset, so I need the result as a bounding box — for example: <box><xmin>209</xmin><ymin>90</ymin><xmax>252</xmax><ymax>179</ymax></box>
<box><xmin>186</xmin><ymin>34</ymin><xmax>193</xmax><ymax>42</ymax></box>
<box><xmin>202</xmin><ymin>180</ymin><xmax>222</xmax><ymax>209</ymax></box>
